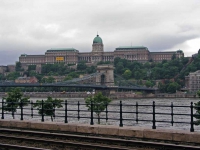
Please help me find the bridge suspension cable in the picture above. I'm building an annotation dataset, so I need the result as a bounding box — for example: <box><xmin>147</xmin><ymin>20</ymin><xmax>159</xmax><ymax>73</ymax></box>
<box><xmin>114</xmin><ymin>73</ymin><xmax>140</xmax><ymax>87</ymax></box>
<box><xmin>59</xmin><ymin>72</ymin><xmax>104</xmax><ymax>84</ymax></box>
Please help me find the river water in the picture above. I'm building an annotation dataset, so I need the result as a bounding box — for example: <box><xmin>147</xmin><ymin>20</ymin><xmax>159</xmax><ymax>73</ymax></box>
<box><xmin>1</xmin><ymin>97</ymin><xmax>200</xmax><ymax>132</ymax></box>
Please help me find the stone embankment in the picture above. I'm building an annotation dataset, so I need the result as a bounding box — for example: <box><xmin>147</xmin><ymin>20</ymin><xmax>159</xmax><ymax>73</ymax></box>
<box><xmin>0</xmin><ymin>119</ymin><xmax>200</xmax><ymax>144</ymax></box>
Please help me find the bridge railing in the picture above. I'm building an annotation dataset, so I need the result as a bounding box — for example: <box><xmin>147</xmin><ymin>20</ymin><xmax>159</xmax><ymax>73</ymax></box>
<box><xmin>0</xmin><ymin>100</ymin><xmax>200</xmax><ymax>132</ymax></box>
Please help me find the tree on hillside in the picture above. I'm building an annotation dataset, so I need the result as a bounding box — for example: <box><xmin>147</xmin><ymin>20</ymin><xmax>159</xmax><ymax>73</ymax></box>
<box><xmin>2</xmin><ymin>88</ymin><xmax>30</xmax><ymax>119</ymax></box>
<box><xmin>64</xmin><ymin>76</ymin><xmax>73</xmax><ymax>81</ymax></box>
<box><xmin>77</xmin><ymin>61</ymin><xmax>87</xmax><ymax>71</ymax></box>
<box><xmin>115</xmin><ymin>62</ymin><xmax>124</xmax><ymax>74</ymax></box>
<box><xmin>33</xmin><ymin>97</ymin><xmax>63</xmax><ymax>122</ymax></box>
<box><xmin>85</xmin><ymin>92</ymin><xmax>111</xmax><ymax>124</ymax></box>
<box><xmin>41</xmin><ymin>76</ymin><xmax>55</xmax><ymax>83</ymax></box>
<box><xmin>68</xmin><ymin>72</ymin><xmax>79</xmax><ymax>78</ymax></box>
<box><xmin>86</xmin><ymin>66</ymin><xmax>96</xmax><ymax>74</ymax></box>
<box><xmin>6</xmin><ymin>72</ymin><xmax>20</xmax><ymax>80</ymax></box>
<box><xmin>145</xmin><ymin>80</ymin><xmax>154</xmax><ymax>87</ymax></box>
<box><xmin>15</xmin><ymin>61</ymin><xmax>22</xmax><ymax>72</ymax></box>
<box><xmin>28</xmin><ymin>65</ymin><xmax>36</xmax><ymax>71</ymax></box>
<box><xmin>122</xmin><ymin>69</ymin><xmax>132</xmax><ymax>79</ymax></box>
<box><xmin>171</xmin><ymin>53</ymin><xmax>176</xmax><ymax>60</ymax></box>
<box><xmin>0</xmin><ymin>73</ymin><xmax>4</xmax><ymax>80</ymax></box>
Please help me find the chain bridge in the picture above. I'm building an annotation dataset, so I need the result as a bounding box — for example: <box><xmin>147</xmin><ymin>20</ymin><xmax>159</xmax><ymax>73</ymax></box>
<box><xmin>0</xmin><ymin>65</ymin><xmax>157</xmax><ymax>94</ymax></box>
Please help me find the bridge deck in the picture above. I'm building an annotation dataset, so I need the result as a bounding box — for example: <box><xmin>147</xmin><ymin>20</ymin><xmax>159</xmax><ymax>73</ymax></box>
<box><xmin>0</xmin><ymin>83</ymin><xmax>156</xmax><ymax>91</ymax></box>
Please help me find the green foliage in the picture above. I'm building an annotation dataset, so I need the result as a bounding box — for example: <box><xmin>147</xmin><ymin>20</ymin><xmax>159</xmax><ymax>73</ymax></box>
<box><xmin>113</xmin><ymin>56</ymin><xmax>190</xmax><ymax>81</ymax></box>
<box><xmin>41</xmin><ymin>76</ymin><xmax>55</xmax><ymax>83</ymax></box>
<box><xmin>158</xmin><ymin>81</ymin><xmax>181</xmax><ymax>93</ymax></box>
<box><xmin>145</xmin><ymin>80</ymin><xmax>154</xmax><ymax>87</ymax></box>
<box><xmin>122</xmin><ymin>69</ymin><xmax>132</xmax><ymax>79</ymax></box>
<box><xmin>6</xmin><ymin>72</ymin><xmax>20</xmax><ymax>80</ymax></box>
<box><xmin>64</xmin><ymin>76</ymin><xmax>73</xmax><ymax>81</ymax></box>
<box><xmin>33</xmin><ymin>97</ymin><xmax>63</xmax><ymax>121</ymax></box>
<box><xmin>0</xmin><ymin>73</ymin><xmax>4</xmax><ymax>80</ymax></box>
<box><xmin>41</xmin><ymin>63</ymin><xmax>68</xmax><ymax>75</ymax></box>
<box><xmin>15</xmin><ymin>61</ymin><xmax>22</xmax><ymax>72</ymax></box>
<box><xmin>171</xmin><ymin>53</ymin><xmax>176</xmax><ymax>60</ymax></box>
<box><xmin>2</xmin><ymin>88</ymin><xmax>30</xmax><ymax>118</ymax></box>
<box><xmin>29</xmin><ymin>70</ymin><xmax>37</xmax><ymax>76</ymax></box>
<box><xmin>85</xmin><ymin>92</ymin><xmax>111</xmax><ymax>124</ymax></box>
<box><xmin>86</xmin><ymin>66</ymin><xmax>96</xmax><ymax>74</ymax></box>
<box><xmin>113</xmin><ymin>55</ymin><xmax>195</xmax><ymax>91</ymax></box>
<box><xmin>28</xmin><ymin>65</ymin><xmax>36</xmax><ymax>71</ymax></box>
<box><xmin>167</xmin><ymin>82</ymin><xmax>180</xmax><ymax>93</ymax></box>
<box><xmin>68</xmin><ymin>72</ymin><xmax>79</xmax><ymax>78</ymax></box>
<box><xmin>77</xmin><ymin>61</ymin><xmax>87</xmax><ymax>71</ymax></box>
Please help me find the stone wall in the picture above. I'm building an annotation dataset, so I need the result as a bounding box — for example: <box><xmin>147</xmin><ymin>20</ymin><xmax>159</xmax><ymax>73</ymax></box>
<box><xmin>0</xmin><ymin>120</ymin><xmax>200</xmax><ymax>144</ymax></box>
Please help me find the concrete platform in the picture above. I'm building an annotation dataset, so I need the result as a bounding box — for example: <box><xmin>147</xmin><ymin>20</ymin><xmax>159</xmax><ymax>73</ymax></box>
<box><xmin>0</xmin><ymin>119</ymin><xmax>200</xmax><ymax>144</ymax></box>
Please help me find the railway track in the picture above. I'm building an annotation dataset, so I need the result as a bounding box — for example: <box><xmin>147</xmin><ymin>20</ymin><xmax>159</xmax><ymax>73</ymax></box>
<box><xmin>0</xmin><ymin>128</ymin><xmax>199</xmax><ymax>150</ymax></box>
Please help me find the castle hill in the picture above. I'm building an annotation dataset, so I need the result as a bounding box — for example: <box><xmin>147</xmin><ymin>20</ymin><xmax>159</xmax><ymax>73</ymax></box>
<box><xmin>0</xmin><ymin>34</ymin><xmax>199</xmax><ymax>98</ymax></box>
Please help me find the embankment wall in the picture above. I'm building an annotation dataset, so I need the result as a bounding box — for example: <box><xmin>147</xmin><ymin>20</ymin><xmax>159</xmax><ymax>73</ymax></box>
<box><xmin>0</xmin><ymin>120</ymin><xmax>200</xmax><ymax>144</ymax></box>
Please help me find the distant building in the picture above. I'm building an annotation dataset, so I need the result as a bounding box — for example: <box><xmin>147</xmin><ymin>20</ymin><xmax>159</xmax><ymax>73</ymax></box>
<box><xmin>19</xmin><ymin>34</ymin><xmax>184</xmax><ymax>65</ymax></box>
<box><xmin>7</xmin><ymin>65</ymin><xmax>16</xmax><ymax>72</ymax></box>
<box><xmin>0</xmin><ymin>66</ymin><xmax>7</xmax><ymax>74</ymax></box>
<box><xmin>15</xmin><ymin>76</ymin><xmax>38</xmax><ymax>84</ymax></box>
<box><xmin>185</xmin><ymin>70</ymin><xmax>200</xmax><ymax>92</ymax></box>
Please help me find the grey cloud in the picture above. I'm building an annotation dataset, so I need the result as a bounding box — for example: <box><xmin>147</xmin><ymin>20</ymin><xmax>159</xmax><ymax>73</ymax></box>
<box><xmin>0</xmin><ymin>0</ymin><xmax>200</xmax><ymax>65</ymax></box>
<box><xmin>144</xmin><ymin>34</ymin><xmax>199</xmax><ymax>51</ymax></box>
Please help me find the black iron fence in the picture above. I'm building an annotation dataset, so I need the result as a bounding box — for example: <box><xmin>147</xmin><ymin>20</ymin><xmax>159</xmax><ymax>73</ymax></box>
<box><xmin>0</xmin><ymin>100</ymin><xmax>199</xmax><ymax>132</ymax></box>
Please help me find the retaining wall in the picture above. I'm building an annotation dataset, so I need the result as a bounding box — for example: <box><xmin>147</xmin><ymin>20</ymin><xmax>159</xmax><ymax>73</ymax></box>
<box><xmin>0</xmin><ymin>120</ymin><xmax>200</xmax><ymax>144</ymax></box>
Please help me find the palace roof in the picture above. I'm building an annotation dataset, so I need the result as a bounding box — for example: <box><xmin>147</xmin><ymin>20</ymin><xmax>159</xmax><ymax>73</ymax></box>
<box><xmin>46</xmin><ymin>48</ymin><xmax>79</xmax><ymax>52</ymax></box>
<box><xmin>115</xmin><ymin>46</ymin><xmax>148</xmax><ymax>50</ymax></box>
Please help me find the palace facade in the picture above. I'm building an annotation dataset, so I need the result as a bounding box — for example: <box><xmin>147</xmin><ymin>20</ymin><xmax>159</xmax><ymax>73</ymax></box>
<box><xmin>19</xmin><ymin>34</ymin><xmax>184</xmax><ymax>65</ymax></box>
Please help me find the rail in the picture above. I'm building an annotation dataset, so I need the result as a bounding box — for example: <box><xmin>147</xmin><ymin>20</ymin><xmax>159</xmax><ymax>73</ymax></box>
<box><xmin>0</xmin><ymin>100</ymin><xmax>200</xmax><ymax>132</ymax></box>
<box><xmin>0</xmin><ymin>128</ymin><xmax>200</xmax><ymax>149</ymax></box>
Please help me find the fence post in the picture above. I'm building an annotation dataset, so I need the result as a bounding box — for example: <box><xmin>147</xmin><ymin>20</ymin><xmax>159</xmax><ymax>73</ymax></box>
<box><xmin>190</xmin><ymin>102</ymin><xmax>194</xmax><ymax>132</ymax></box>
<box><xmin>90</xmin><ymin>101</ymin><xmax>94</xmax><ymax>125</ymax></box>
<box><xmin>136</xmin><ymin>102</ymin><xmax>138</xmax><ymax>123</ymax></box>
<box><xmin>119</xmin><ymin>101</ymin><xmax>123</xmax><ymax>127</ymax></box>
<box><xmin>53</xmin><ymin>102</ymin><xmax>55</xmax><ymax>120</ymax></box>
<box><xmin>171</xmin><ymin>102</ymin><xmax>174</xmax><ymax>126</ymax></box>
<box><xmin>1</xmin><ymin>99</ymin><xmax>4</xmax><ymax>119</ymax></box>
<box><xmin>20</xmin><ymin>100</ymin><xmax>23</xmax><ymax>120</ymax></box>
<box><xmin>65</xmin><ymin>100</ymin><xmax>68</xmax><ymax>123</ymax></box>
<box><xmin>78</xmin><ymin>101</ymin><xmax>80</xmax><ymax>121</ymax></box>
<box><xmin>31</xmin><ymin>101</ymin><xmax>33</xmax><ymax>118</ymax></box>
<box><xmin>41</xmin><ymin>100</ymin><xmax>44</xmax><ymax>122</ymax></box>
<box><xmin>106</xmin><ymin>103</ymin><xmax>108</xmax><ymax>123</ymax></box>
<box><xmin>11</xmin><ymin>101</ymin><xmax>14</xmax><ymax>119</ymax></box>
<box><xmin>152</xmin><ymin>101</ymin><xmax>156</xmax><ymax>129</ymax></box>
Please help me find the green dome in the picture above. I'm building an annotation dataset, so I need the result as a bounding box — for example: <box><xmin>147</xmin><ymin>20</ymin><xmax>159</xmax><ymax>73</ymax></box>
<box><xmin>93</xmin><ymin>35</ymin><xmax>103</xmax><ymax>44</ymax></box>
<box><xmin>177</xmin><ymin>49</ymin><xmax>183</xmax><ymax>53</ymax></box>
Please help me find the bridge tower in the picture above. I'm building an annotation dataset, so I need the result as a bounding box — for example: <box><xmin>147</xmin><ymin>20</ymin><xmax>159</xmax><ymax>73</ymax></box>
<box><xmin>96</xmin><ymin>65</ymin><xmax>114</xmax><ymax>86</ymax></box>
<box><xmin>96</xmin><ymin>65</ymin><xmax>115</xmax><ymax>95</ymax></box>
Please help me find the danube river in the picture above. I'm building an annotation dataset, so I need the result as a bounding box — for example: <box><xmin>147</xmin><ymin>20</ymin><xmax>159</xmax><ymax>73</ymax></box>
<box><xmin>1</xmin><ymin>97</ymin><xmax>200</xmax><ymax>132</ymax></box>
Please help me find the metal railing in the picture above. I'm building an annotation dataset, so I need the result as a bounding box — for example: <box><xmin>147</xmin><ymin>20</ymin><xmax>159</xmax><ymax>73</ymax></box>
<box><xmin>0</xmin><ymin>100</ymin><xmax>199</xmax><ymax>132</ymax></box>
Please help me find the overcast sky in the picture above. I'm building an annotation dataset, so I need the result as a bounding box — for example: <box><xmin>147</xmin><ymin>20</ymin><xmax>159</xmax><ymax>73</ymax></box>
<box><xmin>0</xmin><ymin>0</ymin><xmax>200</xmax><ymax>65</ymax></box>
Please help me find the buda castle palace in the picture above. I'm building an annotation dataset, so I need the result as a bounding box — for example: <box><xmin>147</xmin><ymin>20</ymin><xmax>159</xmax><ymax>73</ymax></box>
<box><xmin>19</xmin><ymin>34</ymin><xmax>184</xmax><ymax>66</ymax></box>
